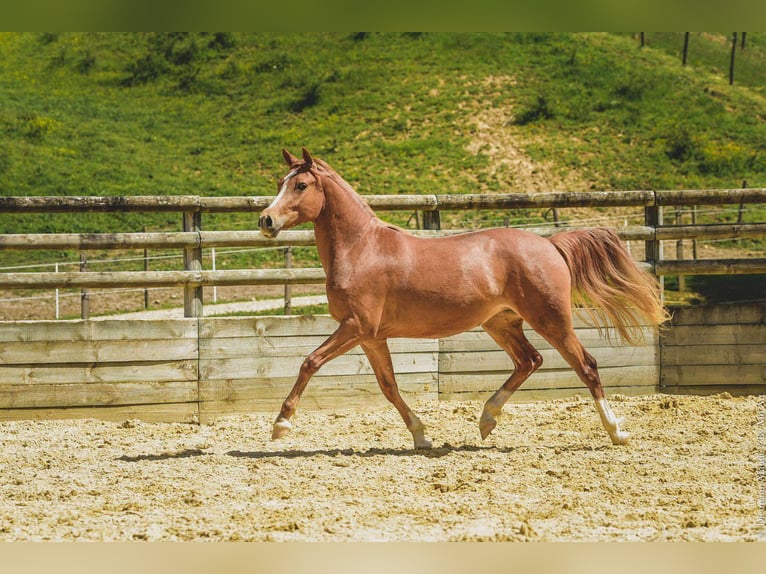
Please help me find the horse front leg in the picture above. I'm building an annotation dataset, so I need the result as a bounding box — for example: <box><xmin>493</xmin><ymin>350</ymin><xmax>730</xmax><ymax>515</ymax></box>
<box><xmin>361</xmin><ymin>339</ymin><xmax>432</xmax><ymax>449</ymax></box>
<box><xmin>272</xmin><ymin>318</ymin><xmax>362</xmax><ymax>440</ymax></box>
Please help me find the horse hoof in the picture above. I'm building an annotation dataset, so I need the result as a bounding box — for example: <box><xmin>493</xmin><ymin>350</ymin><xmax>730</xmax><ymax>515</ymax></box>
<box><xmin>414</xmin><ymin>437</ymin><xmax>432</xmax><ymax>450</ymax></box>
<box><xmin>272</xmin><ymin>419</ymin><xmax>292</xmax><ymax>440</ymax></box>
<box><xmin>611</xmin><ymin>430</ymin><xmax>630</xmax><ymax>446</ymax></box>
<box><xmin>479</xmin><ymin>417</ymin><xmax>497</xmax><ymax>440</ymax></box>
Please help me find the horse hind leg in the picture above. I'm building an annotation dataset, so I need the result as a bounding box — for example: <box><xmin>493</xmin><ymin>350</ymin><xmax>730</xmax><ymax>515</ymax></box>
<box><xmin>479</xmin><ymin>311</ymin><xmax>543</xmax><ymax>440</ymax></box>
<box><xmin>529</xmin><ymin>320</ymin><xmax>630</xmax><ymax>446</ymax></box>
<box><xmin>578</xmin><ymin>347</ymin><xmax>630</xmax><ymax>445</ymax></box>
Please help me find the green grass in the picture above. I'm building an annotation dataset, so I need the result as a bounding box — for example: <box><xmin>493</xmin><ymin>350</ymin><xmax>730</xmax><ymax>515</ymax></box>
<box><xmin>624</xmin><ymin>32</ymin><xmax>766</xmax><ymax>91</ymax></box>
<box><xmin>2</xmin><ymin>32</ymin><xmax>765</xmax><ymax>276</ymax></box>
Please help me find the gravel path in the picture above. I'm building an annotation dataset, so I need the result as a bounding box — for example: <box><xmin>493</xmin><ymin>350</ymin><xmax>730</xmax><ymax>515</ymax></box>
<box><xmin>95</xmin><ymin>295</ymin><xmax>328</xmax><ymax>321</ymax></box>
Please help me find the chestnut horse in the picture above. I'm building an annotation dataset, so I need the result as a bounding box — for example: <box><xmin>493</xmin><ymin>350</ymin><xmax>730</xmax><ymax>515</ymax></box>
<box><xmin>259</xmin><ymin>148</ymin><xmax>666</xmax><ymax>449</ymax></box>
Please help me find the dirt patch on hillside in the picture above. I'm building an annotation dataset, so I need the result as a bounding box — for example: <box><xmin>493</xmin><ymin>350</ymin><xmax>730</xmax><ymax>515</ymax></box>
<box><xmin>0</xmin><ymin>393</ymin><xmax>762</xmax><ymax>541</ymax></box>
<box><xmin>466</xmin><ymin>106</ymin><xmax>592</xmax><ymax>194</ymax></box>
<box><xmin>463</xmin><ymin>75</ymin><xmax>594</xmax><ymax>195</ymax></box>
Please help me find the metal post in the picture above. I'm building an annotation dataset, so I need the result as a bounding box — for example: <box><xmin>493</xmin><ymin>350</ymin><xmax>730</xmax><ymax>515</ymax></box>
<box><xmin>143</xmin><ymin>242</ymin><xmax>149</xmax><ymax>310</ymax></box>
<box><xmin>284</xmin><ymin>246</ymin><xmax>293</xmax><ymax>315</ymax></box>
<box><xmin>80</xmin><ymin>253</ymin><xmax>90</xmax><ymax>320</ymax></box>
<box><xmin>211</xmin><ymin>247</ymin><xmax>217</xmax><ymax>304</ymax></box>
<box><xmin>55</xmin><ymin>262</ymin><xmax>60</xmax><ymax>320</ymax></box>
<box><xmin>183</xmin><ymin>210</ymin><xmax>203</xmax><ymax>318</ymax></box>
<box><xmin>691</xmin><ymin>206</ymin><xmax>698</xmax><ymax>260</ymax></box>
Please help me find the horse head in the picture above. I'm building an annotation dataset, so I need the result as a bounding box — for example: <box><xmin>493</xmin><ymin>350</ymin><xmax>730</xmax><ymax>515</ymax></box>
<box><xmin>259</xmin><ymin>147</ymin><xmax>325</xmax><ymax>238</ymax></box>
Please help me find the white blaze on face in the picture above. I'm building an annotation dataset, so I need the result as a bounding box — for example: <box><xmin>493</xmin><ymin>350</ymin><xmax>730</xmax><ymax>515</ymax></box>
<box><xmin>268</xmin><ymin>168</ymin><xmax>299</xmax><ymax>210</ymax></box>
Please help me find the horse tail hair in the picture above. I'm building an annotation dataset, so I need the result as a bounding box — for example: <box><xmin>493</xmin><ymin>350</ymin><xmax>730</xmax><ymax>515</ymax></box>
<box><xmin>549</xmin><ymin>228</ymin><xmax>669</xmax><ymax>345</ymax></box>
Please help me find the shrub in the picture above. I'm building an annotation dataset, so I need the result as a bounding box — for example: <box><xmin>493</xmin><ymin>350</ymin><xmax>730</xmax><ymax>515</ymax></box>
<box><xmin>20</xmin><ymin>114</ymin><xmax>57</xmax><ymax>142</ymax></box>
<box><xmin>290</xmin><ymin>82</ymin><xmax>321</xmax><ymax>113</ymax></box>
<box><xmin>122</xmin><ymin>53</ymin><xmax>169</xmax><ymax>86</ymax></box>
<box><xmin>663</xmin><ymin>126</ymin><xmax>700</xmax><ymax>162</ymax></box>
<box><xmin>512</xmin><ymin>93</ymin><xmax>555</xmax><ymax>125</ymax></box>
<box><xmin>613</xmin><ymin>75</ymin><xmax>648</xmax><ymax>101</ymax></box>
<box><xmin>76</xmin><ymin>51</ymin><xmax>96</xmax><ymax>74</ymax></box>
<box><xmin>208</xmin><ymin>32</ymin><xmax>236</xmax><ymax>50</ymax></box>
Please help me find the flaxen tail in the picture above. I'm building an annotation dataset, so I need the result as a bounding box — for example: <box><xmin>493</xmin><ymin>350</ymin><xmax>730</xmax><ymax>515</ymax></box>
<box><xmin>549</xmin><ymin>228</ymin><xmax>669</xmax><ymax>345</ymax></box>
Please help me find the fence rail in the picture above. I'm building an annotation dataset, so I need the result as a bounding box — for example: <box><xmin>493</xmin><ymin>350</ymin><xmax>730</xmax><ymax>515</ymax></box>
<box><xmin>2</xmin><ymin>223</ymin><xmax>766</xmax><ymax>251</ymax></box>
<box><xmin>1</xmin><ymin>188</ymin><xmax>765</xmax><ymax>212</ymax></box>
<box><xmin>2</xmin><ymin>188</ymin><xmax>764</xmax><ymax>317</ymax></box>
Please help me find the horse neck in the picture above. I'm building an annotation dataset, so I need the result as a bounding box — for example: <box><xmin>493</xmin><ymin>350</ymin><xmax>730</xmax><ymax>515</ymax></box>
<box><xmin>313</xmin><ymin>172</ymin><xmax>377</xmax><ymax>268</ymax></box>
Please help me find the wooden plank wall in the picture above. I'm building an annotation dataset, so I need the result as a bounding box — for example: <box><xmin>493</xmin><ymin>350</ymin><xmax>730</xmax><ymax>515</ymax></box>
<box><xmin>198</xmin><ymin>316</ymin><xmax>438</xmax><ymax>423</ymax></box>
<box><xmin>661</xmin><ymin>302</ymin><xmax>765</xmax><ymax>395</ymax></box>
<box><xmin>0</xmin><ymin>320</ymin><xmax>199</xmax><ymax>422</ymax></box>
<box><xmin>0</xmin><ymin>302</ymin><xmax>762</xmax><ymax>423</ymax></box>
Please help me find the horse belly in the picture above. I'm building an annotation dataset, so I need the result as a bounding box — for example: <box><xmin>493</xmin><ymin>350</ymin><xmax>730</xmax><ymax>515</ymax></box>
<box><xmin>377</xmin><ymin>293</ymin><xmax>507</xmax><ymax>339</ymax></box>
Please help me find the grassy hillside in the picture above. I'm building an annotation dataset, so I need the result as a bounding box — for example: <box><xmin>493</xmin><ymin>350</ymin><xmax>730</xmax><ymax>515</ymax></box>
<box><xmin>1</xmin><ymin>32</ymin><xmax>764</xmax><ymax>275</ymax></box>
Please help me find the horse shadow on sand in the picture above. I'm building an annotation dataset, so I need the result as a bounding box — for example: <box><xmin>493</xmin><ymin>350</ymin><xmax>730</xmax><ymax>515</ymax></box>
<box><xmin>116</xmin><ymin>441</ymin><xmax>607</xmax><ymax>463</ymax></box>
<box><xmin>228</xmin><ymin>443</ymin><xmax>528</xmax><ymax>460</ymax></box>
<box><xmin>116</xmin><ymin>443</ymin><xmax>522</xmax><ymax>463</ymax></box>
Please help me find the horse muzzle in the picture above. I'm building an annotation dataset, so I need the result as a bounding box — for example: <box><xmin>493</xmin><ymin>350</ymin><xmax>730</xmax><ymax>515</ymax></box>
<box><xmin>258</xmin><ymin>213</ymin><xmax>282</xmax><ymax>238</ymax></box>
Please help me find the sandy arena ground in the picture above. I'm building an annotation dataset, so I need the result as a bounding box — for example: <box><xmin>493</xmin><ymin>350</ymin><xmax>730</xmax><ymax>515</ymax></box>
<box><xmin>0</xmin><ymin>393</ymin><xmax>763</xmax><ymax>542</ymax></box>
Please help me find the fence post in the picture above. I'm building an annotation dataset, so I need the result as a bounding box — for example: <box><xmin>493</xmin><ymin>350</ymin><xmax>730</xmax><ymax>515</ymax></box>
<box><xmin>645</xmin><ymin>203</ymin><xmax>664</xmax><ymax>299</ymax></box>
<box><xmin>682</xmin><ymin>32</ymin><xmax>689</xmax><ymax>66</ymax></box>
<box><xmin>422</xmin><ymin>209</ymin><xmax>441</xmax><ymax>230</ymax></box>
<box><xmin>183</xmin><ymin>210</ymin><xmax>203</xmax><ymax>318</ymax></box>
<box><xmin>675</xmin><ymin>207</ymin><xmax>685</xmax><ymax>292</ymax></box>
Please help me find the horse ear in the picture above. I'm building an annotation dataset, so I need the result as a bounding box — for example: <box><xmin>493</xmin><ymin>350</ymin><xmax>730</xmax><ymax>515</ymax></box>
<box><xmin>282</xmin><ymin>148</ymin><xmax>299</xmax><ymax>166</ymax></box>
<box><xmin>301</xmin><ymin>147</ymin><xmax>314</xmax><ymax>169</ymax></box>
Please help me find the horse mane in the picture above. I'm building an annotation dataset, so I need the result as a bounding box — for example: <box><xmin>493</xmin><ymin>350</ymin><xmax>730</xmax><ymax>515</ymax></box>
<box><xmin>311</xmin><ymin>157</ymin><xmax>377</xmax><ymax>219</ymax></box>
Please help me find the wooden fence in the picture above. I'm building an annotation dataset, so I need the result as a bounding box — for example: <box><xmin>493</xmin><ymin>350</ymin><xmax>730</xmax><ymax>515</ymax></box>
<box><xmin>2</xmin><ymin>189</ymin><xmax>766</xmax><ymax>318</ymax></box>
<box><xmin>0</xmin><ymin>319</ymin><xmax>199</xmax><ymax>422</ymax></box>
<box><xmin>0</xmin><ymin>302</ymin><xmax>762</xmax><ymax>423</ymax></box>
<box><xmin>660</xmin><ymin>303</ymin><xmax>765</xmax><ymax>396</ymax></box>
<box><xmin>0</xmin><ymin>189</ymin><xmax>764</xmax><ymax>422</ymax></box>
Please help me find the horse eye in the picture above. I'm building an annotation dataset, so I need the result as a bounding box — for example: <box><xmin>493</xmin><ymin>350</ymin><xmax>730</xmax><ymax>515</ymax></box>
<box><xmin>295</xmin><ymin>182</ymin><xmax>308</xmax><ymax>191</ymax></box>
